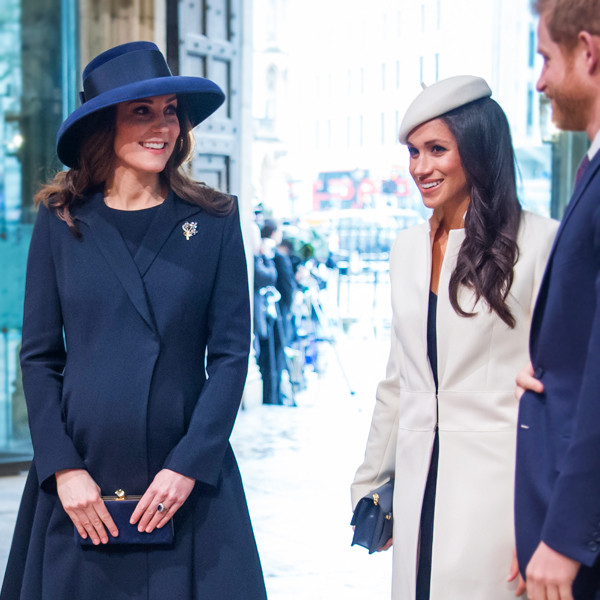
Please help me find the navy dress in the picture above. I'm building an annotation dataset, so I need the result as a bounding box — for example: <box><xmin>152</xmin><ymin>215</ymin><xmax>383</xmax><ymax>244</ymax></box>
<box><xmin>416</xmin><ymin>290</ymin><xmax>439</xmax><ymax>600</ymax></box>
<box><xmin>109</xmin><ymin>204</ymin><xmax>161</xmax><ymax>256</ymax></box>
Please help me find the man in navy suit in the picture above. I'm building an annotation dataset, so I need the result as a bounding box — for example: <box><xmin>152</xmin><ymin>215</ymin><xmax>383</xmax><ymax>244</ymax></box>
<box><xmin>515</xmin><ymin>1</ymin><xmax>600</xmax><ymax>599</ymax></box>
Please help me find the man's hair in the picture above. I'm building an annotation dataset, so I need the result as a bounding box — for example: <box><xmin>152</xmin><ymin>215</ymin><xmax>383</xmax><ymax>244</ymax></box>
<box><xmin>533</xmin><ymin>0</ymin><xmax>600</xmax><ymax>49</ymax></box>
<box><xmin>261</xmin><ymin>219</ymin><xmax>279</xmax><ymax>239</ymax></box>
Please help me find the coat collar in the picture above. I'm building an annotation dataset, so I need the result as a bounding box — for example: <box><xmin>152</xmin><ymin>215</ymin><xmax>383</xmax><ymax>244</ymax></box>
<box><xmin>411</xmin><ymin>220</ymin><xmax>466</xmax><ymax>391</ymax></box>
<box><xmin>529</xmin><ymin>151</ymin><xmax>600</xmax><ymax>354</ymax></box>
<box><xmin>553</xmin><ymin>150</ymin><xmax>600</xmax><ymax>245</ymax></box>
<box><xmin>74</xmin><ymin>189</ymin><xmax>203</xmax><ymax>333</ymax></box>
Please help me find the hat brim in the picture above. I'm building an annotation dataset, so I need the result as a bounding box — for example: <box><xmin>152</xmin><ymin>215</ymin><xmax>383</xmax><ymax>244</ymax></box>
<box><xmin>56</xmin><ymin>76</ymin><xmax>225</xmax><ymax>168</ymax></box>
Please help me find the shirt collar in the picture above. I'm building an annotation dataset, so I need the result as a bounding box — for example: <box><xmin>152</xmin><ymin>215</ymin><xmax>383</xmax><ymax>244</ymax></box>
<box><xmin>587</xmin><ymin>129</ymin><xmax>600</xmax><ymax>161</ymax></box>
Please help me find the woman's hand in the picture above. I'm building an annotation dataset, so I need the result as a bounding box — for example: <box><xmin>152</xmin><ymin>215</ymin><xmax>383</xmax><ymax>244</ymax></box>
<box><xmin>515</xmin><ymin>362</ymin><xmax>544</xmax><ymax>401</ymax></box>
<box><xmin>56</xmin><ymin>468</ymin><xmax>118</xmax><ymax>545</ymax></box>
<box><xmin>378</xmin><ymin>537</ymin><xmax>393</xmax><ymax>552</ymax></box>
<box><xmin>508</xmin><ymin>548</ymin><xmax>526</xmax><ymax>597</ymax></box>
<box><xmin>130</xmin><ymin>468</ymin><xmax>195</xmax><ymax>533</ymax></box>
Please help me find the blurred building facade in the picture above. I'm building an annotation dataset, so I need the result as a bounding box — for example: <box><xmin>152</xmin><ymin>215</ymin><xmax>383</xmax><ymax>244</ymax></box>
<box><xmin>0</xmin><ymin>0</ymin><xmax>589</xmax><ymax>468</ymax></box>
<box><xmin>253</xmin><ymin>0</ymin><xmax>586</xmax><ymax>219</ymax></box>
<box><xmin>0</xmin><ymin>0</ymin><xmax>256</xmax><ymax>469</ymax></box>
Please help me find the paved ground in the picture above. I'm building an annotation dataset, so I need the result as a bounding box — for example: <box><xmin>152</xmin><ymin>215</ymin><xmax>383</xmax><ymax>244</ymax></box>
<box><xmin>0</xmin><ymin>321</ymin><xmax>394</xmax><ymax>598</ymax></box>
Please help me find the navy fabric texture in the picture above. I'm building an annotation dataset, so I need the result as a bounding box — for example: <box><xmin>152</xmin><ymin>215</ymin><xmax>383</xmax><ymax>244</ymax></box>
<box><xmin>515</xmin><ymin>151</ymin><xmax>600</xmax><ymax>597</ymax></box>
<box><xmin>0</xmin><ymin>191</ymin><xmax>266</xmax><ymax>600</ymax></box>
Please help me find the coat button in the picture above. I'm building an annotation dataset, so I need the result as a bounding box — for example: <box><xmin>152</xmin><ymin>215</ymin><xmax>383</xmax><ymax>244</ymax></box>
<box><xmin>533</xmin><ymin>366</ymin><xmax>545</xmax><ymax>379</ymax></box>
<box><xmin>588</xmin><ymin>541</ymin><xmax>598</xmax><ymax>552</ymax></box>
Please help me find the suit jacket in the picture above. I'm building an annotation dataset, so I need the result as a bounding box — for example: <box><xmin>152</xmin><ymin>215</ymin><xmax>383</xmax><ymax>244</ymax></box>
<box><xmin>516</xmin><ymin>151</ymin><xmax>600</xmax><ymax>594</ymax></box>
<box><xmin>1</xmin><ymin>190</ymin><xmax>266</xmax><ymax>600</ymax></box>
<box><xmin>352</xmin><ymin>211</ymin><xmax>557</xmax><ymax>600</ymax></box>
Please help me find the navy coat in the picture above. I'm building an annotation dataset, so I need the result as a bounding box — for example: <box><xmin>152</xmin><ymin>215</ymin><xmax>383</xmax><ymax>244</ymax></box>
<box><xmin>516</xmin><ymin>151</ymin><xmax>600</xmax><ymax>597</ymax></box>
<box><xmin>1</xmin><ymin>190</ymin><xmax>267</xmax><ymax>600</ymax></box>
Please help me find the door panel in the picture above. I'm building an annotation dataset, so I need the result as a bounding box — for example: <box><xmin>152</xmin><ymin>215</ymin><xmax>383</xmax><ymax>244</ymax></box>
<box><xmin>178</xmin><ymin>0</ymin><xmax>240</xmax><ymax>194</ymax></box>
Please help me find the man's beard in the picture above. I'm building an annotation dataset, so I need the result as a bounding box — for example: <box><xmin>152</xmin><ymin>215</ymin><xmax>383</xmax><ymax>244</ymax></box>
<box><xmin>549</xmin><ymin>75</ymin><xmax>590</xmax><ymax>132</ymax></box>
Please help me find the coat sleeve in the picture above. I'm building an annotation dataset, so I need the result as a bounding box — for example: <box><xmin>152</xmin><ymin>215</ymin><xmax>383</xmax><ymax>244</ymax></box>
<box><xmin>20</xmin><ymin>205</ymin><xmax>86</xmax><ymax>491</ymax></box>
<box><xmin>540</xmin><ymin>204</ymin><xmax>600</xmax><ymax>567</ymax></box>
<box><xmin>350</xmin><ymin>240</ymin><xmax>402</xmax><ymax>509</ymax></box>
<box><xmin>163</xmin><ymin>201</ymin><xmax>251</xmax><ymax>487</ymax></box>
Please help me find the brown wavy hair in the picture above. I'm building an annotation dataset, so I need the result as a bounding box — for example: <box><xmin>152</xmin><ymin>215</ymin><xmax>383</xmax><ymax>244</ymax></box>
<box><xmin>441</xmin><ymin>98</ymin><xmax>522</xmax><ymax>329</ymax></box>
<box><xmin>35</xmin><ymin>104</ymin><xmax>233</xmax><ymax>237</ymax></box>
<box><xmin>533</xmin><ymin>0</ymin><xmax>600</xmax><ymax>49</ymax></box>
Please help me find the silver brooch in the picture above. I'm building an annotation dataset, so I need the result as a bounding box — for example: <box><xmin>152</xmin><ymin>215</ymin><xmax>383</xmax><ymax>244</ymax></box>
<box><xmin>182</xmin><ymin>221</ymin><xmax>198</xmax><ymax>241</ymax></box>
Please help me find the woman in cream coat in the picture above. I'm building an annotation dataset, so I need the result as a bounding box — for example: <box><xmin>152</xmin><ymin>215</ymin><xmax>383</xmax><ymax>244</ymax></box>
<box><xmin>351</xmin><ymin>76</ymin><xmax>558</xmax><ymax>600</ymax></box>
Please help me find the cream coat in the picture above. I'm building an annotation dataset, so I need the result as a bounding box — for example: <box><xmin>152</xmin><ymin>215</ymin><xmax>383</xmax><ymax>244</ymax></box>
<box><xmin>351</xmin><ymin>211</ymin><xmax>558</xmax><ymax>600</ymax></box>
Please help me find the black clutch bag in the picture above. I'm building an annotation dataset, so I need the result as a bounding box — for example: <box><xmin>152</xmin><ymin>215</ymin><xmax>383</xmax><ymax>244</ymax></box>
<box><xmin>351</xmin><ymin>478</ymin><xmax>394</xmax><ymax>554</ymax></box>
<box><xmin>75</xmin><ymin>489</ymin><xmax>174</xmax><ymax>546</ymax></box>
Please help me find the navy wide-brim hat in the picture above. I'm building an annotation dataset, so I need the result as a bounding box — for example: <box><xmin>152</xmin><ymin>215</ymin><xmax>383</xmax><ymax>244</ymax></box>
<box><xmin>56</xmin><ymin>41</ymin><xmax>225</xmax><ymax>168</ymax></box>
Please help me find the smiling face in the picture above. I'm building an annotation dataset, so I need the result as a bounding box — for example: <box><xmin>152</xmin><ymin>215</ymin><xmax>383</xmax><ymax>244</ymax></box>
<box><xmin>407</xmin><ymin>118</ymin><xmax>470</xmax><ymax>216</ymax></box>
<box><xmin>536</xmin><ymin>13</ymin><xmax>589</xmax><ymax>132</ymax></box>
<box><xmin>113</xmin><ymin>94</ymin><xmax>181</xmax><ymax>179</ymax></box>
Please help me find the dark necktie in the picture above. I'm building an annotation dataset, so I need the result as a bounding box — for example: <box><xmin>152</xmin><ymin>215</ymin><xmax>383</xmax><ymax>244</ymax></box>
<box><xmin>574</xmin><ymin>154</ymin><xmax>590</xmax><ymax>189</ymax></box>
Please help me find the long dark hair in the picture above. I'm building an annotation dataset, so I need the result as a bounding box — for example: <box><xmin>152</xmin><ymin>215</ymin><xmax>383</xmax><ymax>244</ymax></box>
<box><xmin>35</xmin><ymin>104</ymin><xmax>233</xmax><ymax>236</ymax></box>
<box><xmin>441</xmin><ymin>97</ymin><xmax>522</xmax><ymax>328</ymax></box>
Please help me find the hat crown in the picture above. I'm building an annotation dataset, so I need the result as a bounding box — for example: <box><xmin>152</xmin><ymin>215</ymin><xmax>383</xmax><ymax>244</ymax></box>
<box><xmin>81</xmin><ymin>42</ymin><xmax>172</xmax><ymax>104</ymax></box>
<box><xmin>83</xmin><ymin>41</ymin><xmax>159</xmax><ymax>80</ymax></box>
<box><xmin>399</xmin><ymin>75</ymin><xmax>492</xmax><ymax>144</ymax></box>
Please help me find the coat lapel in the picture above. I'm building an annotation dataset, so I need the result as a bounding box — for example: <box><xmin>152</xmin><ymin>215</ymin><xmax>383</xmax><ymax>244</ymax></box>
<box><xmin>75</xmin><ymin>191</ymin><xmax>158</xmax><ymax>332</ymax></box>
<box><xmin>530</xmin><ymin>153</ymin><xmax>600</xmax><ymax>350</ymax></box>
<box><xmin>133</xmin><ymin>191</ymin><xmax>203</xmax><ymax>277</ymax></box>
<box><xmin>411</xmin><ymin>221</ymin><xmax>438</xmax><ymax>392</ymax></box>
<box><xmin>550</xmin><ymin>152</ymin><xmax>600</xmax><ymax>249</ymax></box>
<box><xmin>435</xmin><ymin>227</ymin><xmax>465</xmax><ymax>390</ymax></box>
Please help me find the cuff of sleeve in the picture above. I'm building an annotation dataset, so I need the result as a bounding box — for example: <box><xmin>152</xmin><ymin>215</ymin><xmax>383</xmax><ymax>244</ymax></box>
<box><xmin>163</xmin><ymin>448</ymin><xmax>219</xmax><ymax>490</ymax></box>
<box><xmin>34</xmin><ymin>447</ymin><xmax>87</xmax><ymax>494</ymax></box>
<box><xmin>542</xmin><ymin>528</ymin><xmax>600</xmax><ymax>568</ymax></box>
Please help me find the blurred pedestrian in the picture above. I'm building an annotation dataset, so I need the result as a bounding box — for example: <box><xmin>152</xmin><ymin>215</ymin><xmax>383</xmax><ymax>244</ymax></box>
<box><xmin>261</xmin><ymin>220</ymin><xmax>298</xmax><ymax>335</ymax></box>
<box><xmin>351</xmin><ymin>76</ymin><xmax>558</xmax><ymax>600</ymax></box>
<box><xmin>273</xmin><ymin>237</ymin><xmax>299</xmax><ymax>345</ymax></box>
<box><xmin>514</xmin><ymin>2</ymin><xmax>600</xmax><ymax>599</ymax></box>
<box><xmin>253</xmin><ymin>226</ymin><xmax>283</xmax><ymax>405</ymax></box>
<box><xmin>255</xmin><ymin>220</ymin><xmax>297</xmax><ymax>405</ymax></box>
<box><xmin>0</xmin><ymin>42</ymin><xmax>266</xmax><ymax>600</ymax></box>
<box><xmin>252</xmin><ymin>222</ymin><xmax>278</xmax><ymax>354</ymax></box>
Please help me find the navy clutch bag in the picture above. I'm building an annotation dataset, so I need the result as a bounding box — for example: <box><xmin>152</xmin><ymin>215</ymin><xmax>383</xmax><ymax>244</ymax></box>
<box><xmin>351</xmin><ymin>478</ymin><xmax>394</xmax><ymax>554</ymax></box>
<box><xmin>76</xmin><ymin>490</ymin><xmax>174</xmax><ymax>546</ymax></box>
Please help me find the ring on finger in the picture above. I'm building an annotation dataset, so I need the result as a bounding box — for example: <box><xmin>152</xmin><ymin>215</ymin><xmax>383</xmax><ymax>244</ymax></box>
<box><xmin>157</xmin><ymin>503</ymin><xmax>169</xmax><ymax>513</ymax></box>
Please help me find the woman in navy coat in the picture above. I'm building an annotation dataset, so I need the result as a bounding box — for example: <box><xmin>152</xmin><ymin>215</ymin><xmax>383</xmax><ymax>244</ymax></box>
<box><xmin>0</xmin><ymin>42</ymin><xmax>267</xmax><ymax>599</ymax></box>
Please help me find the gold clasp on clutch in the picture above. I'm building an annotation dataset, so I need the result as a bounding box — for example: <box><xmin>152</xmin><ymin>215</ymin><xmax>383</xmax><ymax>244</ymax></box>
<box><xmin>115</xmin><ymin>489</ymin><xmax>126</xmax><ymax>501</ymax></box>
<box><xmin>372</xmin><ymin>493</ymin><xmax>379</xmax><ymax>506</ymax></box>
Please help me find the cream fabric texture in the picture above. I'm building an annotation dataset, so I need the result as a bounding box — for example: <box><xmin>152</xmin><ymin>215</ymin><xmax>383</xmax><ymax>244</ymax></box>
<box><xmin>351</xmin><ymin>211</ymin><xmax>558</xmax><ymax>600</ymax></box>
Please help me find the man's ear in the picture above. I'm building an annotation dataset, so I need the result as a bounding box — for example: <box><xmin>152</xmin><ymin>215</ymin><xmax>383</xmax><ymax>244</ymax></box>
<box><xmin>577</xmin><ymin>31</ymin><xmax>600</xmax><ymax>75</ymax></box>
